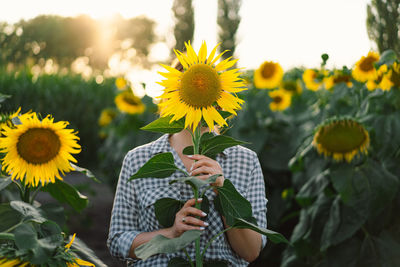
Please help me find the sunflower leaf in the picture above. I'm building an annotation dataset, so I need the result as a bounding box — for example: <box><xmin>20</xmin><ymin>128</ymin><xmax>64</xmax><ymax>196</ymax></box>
<box><xmin>129</xmin><ymin>152</ymin><xmax>183</xmax><ymax>180</ymax></box>
<box><xmin>41</xmin><ymin>180</ymin><xmax>89</xmax><ymax>212</ymax></box>
<box><xmin>213</xmin><ymin>179</ymin><xmax>253</xmax><ymax>226</ymax></box>
<box><xmin>141</xmin><ymin>116</ymin><xmax>185</xmax><ymax>134</ymax></box>
<box><xmin>169</xmin><ymin>174</ymin><xmax>221</xmax><ymax>193</ymax></box>
<box><xmin>0</xmin><ymin>176</ymin><xmax>12</xmax><ymax>192</ymax></box>
<box><xmin>135</xmin><ymin>230</ymin><xmax>202</xmax><ymax>260</ymax></box>
<box><xmin>70</xmin><ymin>164</ymin><xmax>100</xmax><ymax>183</ymax></box>
<box><xmin>232</xmin><ymin>218</ymin><xmax>290</xmax><ymax>244</ymax></box>
<box><xmin>201</xmin><ymin>135</ymin><xmax>248</xmax><ymax>159</ymax></box>
<box><xmin>154</xmin><ymin>198</ymin><xmax>184</xmax><ymax>228</ymax></box>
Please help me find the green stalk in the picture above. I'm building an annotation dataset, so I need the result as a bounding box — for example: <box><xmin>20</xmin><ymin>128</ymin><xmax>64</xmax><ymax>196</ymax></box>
<box><xmin>22</xmin><ymin>183</ymin><xmax>30</xmax><ymax>203</ymax></box>
<box><xmin>192</xmin><ymin>125</ymin><xmax>203</xmax><ymax>267</ymax></box>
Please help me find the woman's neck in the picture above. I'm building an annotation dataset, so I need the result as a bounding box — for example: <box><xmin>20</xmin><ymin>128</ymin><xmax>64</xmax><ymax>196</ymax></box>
<box><xmin>169</xmin><ymin>127</ymin><xmax>209</xmax><ymax>154</ymax></box>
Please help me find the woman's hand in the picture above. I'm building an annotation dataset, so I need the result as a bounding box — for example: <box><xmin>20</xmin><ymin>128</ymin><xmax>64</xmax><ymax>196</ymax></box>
<box><xmin>169</xmin><ymin>198</ymin><xmax>208</xmax><ymax>238</ymax></box>
<box><xmin>187</xmin><ymin>154</ymin><xmax>225</xmax><ymax>187</ymax></box>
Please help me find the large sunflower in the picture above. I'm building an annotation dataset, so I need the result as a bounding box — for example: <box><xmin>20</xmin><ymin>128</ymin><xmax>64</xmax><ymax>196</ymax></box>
<box><xmin>0</xmin><ymin>112</ymin><xmax>81</xmax><ymax>186</ymax></box>
<box><xmin>268</xmin><ymin>89</ymin><xmax>291</xmax><ymax>111</ymax></box>
<box><xmin>254</xmin><ymin>61</ymin><xmax>283</xmax><ymax>89</ymax></box>
<box><xmin>352</xmin><ymin>51</ymin><xmax>380</xmax><ymax>82</ymax></box>
<box><xmin>157</xmin><ymin>41</ymin><xmax>246</xmax><ymax>131</ymax></box>
<box><xmin>313</xmin><ymin>118</ymin><xmax>369</xmax><ymax>162</ymax></box>
<box><xmin>115</xmin><ymin>91</ymin><xmax>145</xmax><ymax>114</ymax></box>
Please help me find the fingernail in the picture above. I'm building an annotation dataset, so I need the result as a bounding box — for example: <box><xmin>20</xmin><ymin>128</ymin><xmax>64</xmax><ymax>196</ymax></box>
<box><xmin>190</xmin><ymin>163</ymin><xmax>194</xmax><ymax>171</ymax></box>
<box><xmin>197</xmin><ymin>198</ymin><xmax>203</xmax><ymax>202</ymax></box>
<box><xmin>187</xmin><ymin>155</ymin><xmax>194</xmax><ymax>158</ymax></box>
<box><xmin>201</xmin><ymin>212</ymin><xmax>207</xmax><ymax>217</ymax></box>
<box><xmin>204</xmin><ymin>222</ymin><xmax>209</xmax><ymax>226</ymax></box>
<box><xmin>199</xmin><ymin>227</ymin><xmax>205</xmax><ymax>230</ymax></box>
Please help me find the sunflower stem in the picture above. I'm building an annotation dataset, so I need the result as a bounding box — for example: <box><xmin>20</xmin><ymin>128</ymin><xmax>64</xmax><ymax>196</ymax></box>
<box><xmin>22</xmin><ymin>183</ymin><xmax>30</xmax><ymax>203</ymax></box>
<box><xmin>30</xmin><ymin>184</ymin><xmax>42</xmax><ymax>204</ymax></box>
<box><xmin>191</xmin><ymin>124</ymin><xmax>203</xmax><ymax>267</ymax></box>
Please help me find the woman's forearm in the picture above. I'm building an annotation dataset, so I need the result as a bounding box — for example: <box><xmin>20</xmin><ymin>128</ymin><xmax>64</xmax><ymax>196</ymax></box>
<box><xmin>223</xmin><ymin>217</ymin><xmax>262</xmax><ymax>263</ymax></box>
<box><xmin>129</xmin><ymin>228</ymin><xmax>174</xmax><ymax>259</ymax></box>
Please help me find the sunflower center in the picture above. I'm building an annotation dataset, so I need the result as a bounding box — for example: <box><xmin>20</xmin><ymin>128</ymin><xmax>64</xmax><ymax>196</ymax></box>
<box><xmin>359</xmin><ymin>56</ymin><xmax>377</xmax><ymax>72</ymax></box>
<box><xmin>261</xmin><ymin>63</ymin><xmax>276</xmax><ymax>78</ymax></box>
<box><xmin>316</xmin><ymin>121</ymin><xmax>367</xmax><ymax>153</ymax></box>
<box><xmin>273</xmin><ymin>96</ymin><xmax>283</xmax><ymax>104</ymax></box>
<box><xmin>180</xmin><ymin>64</ymin><xmax>222</xmax><ymax>108</ymax></box>
<box><xmin>123</xmin><ymin>94</ymin><xmax>140</xmax><ymax>106</ymax></box>
<box><xmin>17</xmin><ymin>128</ymin><xmax>61</xmax><ymax>164</ymax></box>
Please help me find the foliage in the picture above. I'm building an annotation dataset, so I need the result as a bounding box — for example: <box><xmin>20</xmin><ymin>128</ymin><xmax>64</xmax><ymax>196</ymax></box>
<box><xmin>230</xmin><ymin>52</ymin><xmax>400</xmax><ymax>267</ymax></box>
<box><xmin>217</xmin><ymin>0</ymin><xmax>242</xmax><ymax>60</ymax></box>
<box><xmin>172</xmin><ymin>0</ymin><xmax>195</xmax><ymax>52</ymax></box>
<box><xmin>367</xmin><ymin>0</ymin><xmax>400</xmax><ymax>56</ymax></box>
<box><xmin>0</xmin><ymin>96</ymin><xmax>106</xmax><ymax>266</ymax></box>
<box><xmin>0</xmin><ymin>14</ymin><xmax>157</xmax><ymax>69</ymax></box>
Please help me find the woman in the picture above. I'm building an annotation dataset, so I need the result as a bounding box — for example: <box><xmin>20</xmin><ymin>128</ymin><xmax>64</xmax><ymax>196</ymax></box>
<box><xmin>107</xmin><ymin>52</ymin><xmax>268</xmax><ymax>265</ymax></box>
<box><xmin>107</xmin><ymin>124</ymin><xmax>268</xmax><ymax>266</ymax></box>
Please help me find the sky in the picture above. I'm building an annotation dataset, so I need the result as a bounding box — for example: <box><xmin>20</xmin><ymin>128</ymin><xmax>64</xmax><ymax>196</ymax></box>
<box><xmin>0</xmin><ymin>0</ymin><xmax>374</xmax><ymax>97</ymax></box>
<box><xmin>1</xmin><ymin>0</ymin><xmax>374</xmax><ymax>70</ymax></box>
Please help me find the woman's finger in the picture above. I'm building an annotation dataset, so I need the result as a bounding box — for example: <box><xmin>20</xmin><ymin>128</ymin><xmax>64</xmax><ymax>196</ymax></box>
<box><xmin>190</xmin><ymin>159</ymin><xmax>214</xmax><ymax>171</ymax></box>
<box><xmin>182</xmin><ymin>198</ymin><xmax>202</xmax><ymax>208</ymax></box>
<box><xmin>181</xmin><ymin>207</ymin><xmax>207</xmax><ymax>218</ymax></box>
<box><xmin>190</xmin><ymin>166</ymin><xmax>214</xmax><ymax>176</ymax></box>
<box><xmin>181</xmin><ymin>216</ymin><xmax>208</xmax><ymax>227</ymax></box>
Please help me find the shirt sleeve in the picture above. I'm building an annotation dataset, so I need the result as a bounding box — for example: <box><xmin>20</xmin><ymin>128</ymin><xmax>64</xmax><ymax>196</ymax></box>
<box><xmin>245</xmin><ymin>153</ymin><xmax>268</xmax><ymax>248</ymax></box>
<box><xmin>107</xmin><ymin>151</ymin><xmax>142</xmax><ymax>260</ymax></box>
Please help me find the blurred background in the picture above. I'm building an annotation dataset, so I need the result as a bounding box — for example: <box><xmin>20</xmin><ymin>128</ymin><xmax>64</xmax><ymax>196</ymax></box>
<box><xmin>1</xmin><ymin>0</ymin><xmax>399</xmax><ymax>266</ymax></box>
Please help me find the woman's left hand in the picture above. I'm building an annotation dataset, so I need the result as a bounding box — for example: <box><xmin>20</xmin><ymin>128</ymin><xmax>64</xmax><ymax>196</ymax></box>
<box><xmin>187</xmin><ymin>154</ymin><xmax>225</xmax><ymax>187</ymax></box>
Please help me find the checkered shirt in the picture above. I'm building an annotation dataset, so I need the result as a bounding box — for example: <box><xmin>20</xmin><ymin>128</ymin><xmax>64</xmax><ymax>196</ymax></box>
<box><xmin>107</xmin><ymin>134</ymin><xmax>268</xmax><ymax>266</ymax></box>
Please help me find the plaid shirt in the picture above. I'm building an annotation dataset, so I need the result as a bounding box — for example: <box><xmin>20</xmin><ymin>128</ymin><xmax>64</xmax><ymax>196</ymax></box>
<box><xmin>107</xmin><ymin>134</ymin><xmax>268</xmax><ymax>266</ymax></box>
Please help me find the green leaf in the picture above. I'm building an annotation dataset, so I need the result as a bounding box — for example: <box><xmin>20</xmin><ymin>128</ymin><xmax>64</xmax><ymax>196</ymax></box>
<box><xmin>377</xmin><ymin>49</ymin><xmax>397</xmax><ymax>66</ymax></box>
<box><xmin>41</xmin><ymin>180</ymin><xmax>89</xmax><ymax>212</ymax></box>
<box><xmin>14</xmin><ymin>221</ymin><xmax>63</xmax><ymax>265</ymax></box>
<box><xmin>233</xmin><ymin>218</ymin><xmax>290</xmax><ymax>244</ymax></box>
<box><xmin>296</xmin><ymin>170</ymin><xmax>330</xmax><ymax>207</ymax></box>
<box><xmin>201</xmin><ymin>135</ymin><xmax>248</xmax><ymax>159</ymax></box>
<box><xmin>10</xmin><ymin>201</ymin><xmax>46</xmax><ymax>223</ymax></box>
<box><xmin>214</xmin><ymin>179</ymin><xmax>253</xmax><ymax>226</ymax></box>
<box><xmin>154</xmin><ymin>198</ymin><xmax>184</xmax><ymax>228</ymax></box>
<box><xmin>0</xmin><ymin>176</ymin><xmax>12</xmax><ymax>192</ymax></box>
<box><xmin>320</xmin><ymin>196</ymin><xmax>368</xmax><ymax>250</ymax></box>
<box><xmin>167</xmin><ymin>257</ymin><xmax>191</xmax><ymax>267</ymax></box>
<box><xmin>70</xmin><ymin>163</ymin><xmax>100</xmax><ymax>183</ymax></box>
<box><xmin>0</xmin><ymin>233</ymin><xmax>14</xmax><ymax>240</ymax></box>
<box><xmin>135</xmin><ymin>230</ymin><xmax>202</xmax><ymax>260</ymax></box>
<box><xmin>0</xmin><ymin>203</ymin><xmax>22</xmax><ymax>232</ymax></box>
<box><xmin>70</xmin><ymin>236</ymin><xmax>108</xmax><ymax>267</ymax></box>
<box><xmin>141</xmin><ymin>116</ymin><xmax>185</xmax><ymax>133</ymax></box>
<box><xmin>130</xmin><ymin>152</ymin><xmax>182</xmax><ymax>180</ymax></box>
<box><xmin>169</xmin><ymin>174</ymin><xmax>221</xmax><ymax>193</ymax></box>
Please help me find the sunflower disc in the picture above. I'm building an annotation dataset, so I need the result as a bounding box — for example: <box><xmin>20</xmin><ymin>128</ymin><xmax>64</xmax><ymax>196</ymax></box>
<box><xmin>313</xmin><ymin>119</ymin><xmax>370</xmax><ymax>162</ymax></box>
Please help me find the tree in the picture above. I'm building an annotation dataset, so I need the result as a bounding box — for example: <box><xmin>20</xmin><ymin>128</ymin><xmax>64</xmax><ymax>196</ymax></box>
<box><xmin>217</xmin><ymin>0</ymin><xmax>242</xmax><ymax>60</ymax></box>
<box><xmin>367</xmin><ymin>0</ymin><xmax>400</xmax><ymax>55</ymax></box>
<box><xmin>172</xmin><ymin>0</ymin><xmax>195</xmax><ymax>53</ymax></box>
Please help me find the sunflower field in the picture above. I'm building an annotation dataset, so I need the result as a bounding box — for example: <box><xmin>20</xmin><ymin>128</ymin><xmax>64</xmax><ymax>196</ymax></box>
<box><xmin>1</xmin><ymin>48</ymin><xmax>400</xmax><ymax>266</ymax></box>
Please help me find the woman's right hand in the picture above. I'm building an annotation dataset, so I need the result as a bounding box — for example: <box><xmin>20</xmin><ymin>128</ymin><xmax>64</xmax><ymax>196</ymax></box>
<box><xmin>169</xmin><ymin>198</ymin><xmax>208</xmax><ymax>238</ymax></box>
